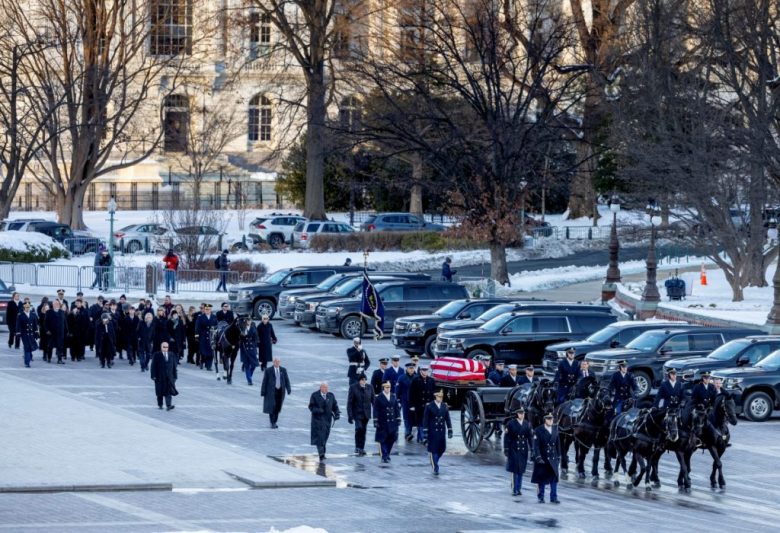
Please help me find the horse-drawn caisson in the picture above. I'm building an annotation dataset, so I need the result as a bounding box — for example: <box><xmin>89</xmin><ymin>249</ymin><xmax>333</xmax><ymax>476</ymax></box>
<box><xmin>433</xmin><ymin>357</ymin><xmax>738</xmax><ymax>492</ymax></box>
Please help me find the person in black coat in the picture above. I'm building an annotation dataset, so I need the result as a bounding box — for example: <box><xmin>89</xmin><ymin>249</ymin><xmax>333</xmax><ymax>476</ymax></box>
<box><xmin>504</xmin><ymin>407</ymin><xmax>534</xmax><ymax>496</ymax></box>
<box><xmin>38</xmin><ymin>302</ymin><xmax>51</xmax><ymax>362</ymax></box>
<box><xmin>195</xmin><ymin>305</ymin><xmax>218</xmax><ymax>370</ymax></box>
<box><xmin>153</xmin><ymin>308</ymin><xmax>172</xmax><ymax>352</ymax></box>
<box><xmin>109</xmin><ymin>302</ymin><xmax>124</xmax><ymax>359</ymax></box>
<box><xmin>409</xmin><ymin>367</ymin><xmax>436</xmax><ymax>443</ymax></box>
<box><xmin>608</xmin><ymin>361</ymin><xmax>637</xmax><ymax>414</ymax></box>
<box><xmin>371</xmin><ymin>359</ymin><xmax>389</xmax><ymax>395</ymax></box>
<box><xmin>517</xmin><ymin>365</ymin><xmax>538</xmax><ymax>386</ymax></box>
<box><xmin>691</xmin><ymin>372</ymin><xmax>717</xmax><ymax>409</ymax></box>
<box><xmin>532</xmin><ymin>413</ymin><xmax>561</xmax><ymax>504</ymax></box>
<box><xmin>574</xmin><ymin>361</ymin><xmax>598</xmax><ymax>399</ymax></box>
<box><xmin>150</xmin><ymin>342</ymin><xmax>178</xmax><ymax>410</ymax></box>
<box><xmin>7</xmin><ymin>292</ymin><xmax>21</xmax><ymax>349</ymax></box>
<box><xmin>87</xmin><ymin>296</ymin><xmax>104</xmax><ymax>352</ymax></box>
<box><xmin>136</xmin><ymin>312</ymin><xmax>156</xmax><ymax>372</ymax></box>
<box><xmin>373</xmin><ymin>381</ymin><xmax>401</xmax><ymax>463</ymax></box>
<box><xmin>16</xmin><ymin>301</ymin><xmax>38</xmax><ymax>367</ymax></box>
<box><xmin>45</xmin><ymin>300</ymin><xmax>68</xmax><ymax>364</ymax></box>
<box><xmin>94</xmin><ymin>313</ymin><xmax>117</xmax><ymax>368</ymax></box>
<box><xmin>422</xmin><ymin>390</ymin><xmax>452</xmax><ymax>475</ymax></box>
<box><xmin>347</xmin><ymin>373</ymin><xmax>374</xmax><ymax>456</ymax></box>
<box><xmin>554</xmin><ymin>348</ymin><xmax>580</xmax><ymax>405</ymax></box>
<box><xmin>186</xmin><ymin>306</ymin><xmax>198</xmax><ymax>364</ymax></box>
<box><xmin>500</xmin><ymin>365</ymin><xmax>522</xmax><ymax>387</ymax></box>
<box><xmin>654</xmin><ymin>368</ymin><xmax>684</xmax><ymax>410</ymax></box>
<box><xmin>67</xmin><ymin>304</ymin><xmax>89</xmax><ymax>362</ymax></box>
<box><xmin>261</xmin><ymin>357</ymin><xmax>291</xmax><ymax>428</ymax></box>
<box><xmin>239</xmin><ymin>317</ymin><xmax>260</xmax><ymax>385</ymax></box>
<box><xmin>122</xmin><ymin>307</ymin><xmax>139</xmax><ymax>366</ymax></box>
<box><xmin>256</xmin><ymin>314</ymin><xmax>277</xmax><ymax>371</ymax></box>
<box><xmin>346</xmin><ymin>337</ymin><xmax>371</xmax><ymax>386</ymax></box>
<box><xmin>309</xmin><ymin>382</ymin><xmax>340</xmax><ymax>460</ymax></box>
<box><xmin>441</xmin><ymin>257</ymin><xmax>456</xmax><ymax>282</ymax></box>
<box><xmin>167</xmin><ymin>311</ymin><xmax>187</xmax><ymax>361</ymax></box>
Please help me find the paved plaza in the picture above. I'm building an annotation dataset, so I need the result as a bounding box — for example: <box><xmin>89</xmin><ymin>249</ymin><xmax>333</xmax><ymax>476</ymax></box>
<box><xmin>2</xmin><ymin>317</ymin><xmax>780</xmax><ymax>532</ymax></box>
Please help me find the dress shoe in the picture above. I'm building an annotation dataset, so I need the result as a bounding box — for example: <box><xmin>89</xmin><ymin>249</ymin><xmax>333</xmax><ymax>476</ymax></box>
<box><xmin>358</xmin><ymin>450</ymin><xmax>367</xmax><ymax>456</ymax></box>
<box><xmin>158</xmin><ymin>406</ymin><xmax>163</xmax><ymax>410</ymax></box>
<box><xmin>271</xmin><ymin>424</ymin><xmax>278</xmax><ymax>429</ymax></box>
<box><xmin>550</xmin><ymin>499</ymin><xmax>561</xmax><ymax>504</ymax></box>
<box><xmin>24</xmin><ymin>364</ymin><xmax>30</xmax><ymax>368</ymax></box>
<box><xmin>537</xmin><ymin>499</ymin><xmax>545</xmax><ymax>504</ymax></box>
<box><xmin>166</xmin><ymin>405</ymin><xmax>175</xmax><ymax>411</ymax></box>
<box><xmin>319</xmin><ymin>454</ymin><xmax>326</xmax><ymax>461</ymax></box>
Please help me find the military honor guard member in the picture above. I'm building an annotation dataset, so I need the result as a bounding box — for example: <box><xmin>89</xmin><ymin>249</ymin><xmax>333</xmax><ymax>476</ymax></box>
<box><xmin>422</xmin><ymin>390</ymin><xmax>452</xmax><ymax>475</ymax></box>
<box><xmin>532</xmin><ymin>413</ymin><xmax>561</xmax><ymax>504</ymax></box>
<box><xmin>655</xmin><ymin>368</ymin><xmax>684</xmax><ymax>409</ymax></box>
<box><xmin>347</xmin><ymin>337</ymin><xmax>371</xmax><ymax>386</ymax></box>
<box><xmin>374</xmin><ymin>381</ymin><xmax>401</xmax><ymax>463</ymax></box>
<box><xmin>609</xmin><ymin>361</ymin><xmax>637</xmax><ymax>414</ymax></box>
<box><xmin>517</xmin><ymin>365</ymin><xmax>537</xmax><ymax>386</ymax></box>
<box><xmin>554</xmin><ymin>348</ymin><xmax>580</xmax><ymax>405</ymax></box>
<box><xmin>504</xmin><ymin>406</ymin><xmax>533</xmax><ymax>496</ymax></box>
<box><xmin>372</xmin><ymin>358</ymin><xmax>389</xmax><ymax>395</ymax></box>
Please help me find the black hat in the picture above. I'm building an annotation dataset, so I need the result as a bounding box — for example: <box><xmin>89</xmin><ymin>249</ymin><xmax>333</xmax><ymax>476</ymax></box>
<box><xmin>57</xmin><ymin>289</ymin><xmax>65</xmax><ymax>294</ymax></box>
<box><xmin>566</xmin><ymin>347</ymin><xmax>576</xmax><ymax>353</ymax></box>
<box><xmin>410</xmin><ymin>354</ymin><xmax>420</xmax><ymax>361</ymax></box>
<box><xmin>405</xmin><ymin>362</ymin><xmax>415</xmax><ymax>369</ymax></box>
<box><xmin>701</xmin><ymin>371</ymin><xmax>711</xmax><ymax>378</ymax></box>
<box><xmin>205</xmin><ymin>303</ymin><xmax>213</xmax><ymax>309</ymax></box>
<box><xmin>667</xmin><ymin>368</ymin><xmax>677</xmax><ymax>375</ymax></box>
<box><xmin>512</xmin><ymin>406</ymin><xmax>525</xmax><ymax>415</ymax></box>
<box><xmin>495</xmin><ymin>360</ymin><xmax>505</xmax><ymax>366</ymax></box>
<box><xmin>618</xmin><ymin>360</ymin><xmax>628</xmax><ymax>367</ymax></box>
<box><xmin>544</xmin><ymin>413</ymin><xmax>554</xmax><ymax>419</ymax></box>
<box><xmin>76</xmin><ymin>291</ymin><xmax>84</xmax><ymax>296</ymax></box>
<box><xmin>357</xmin><ymin>373</ymin><xmax>367</xmax><ymax>381</ymax></box>
<box><xmin>222</xmin><ymin>249</ymin><xmax>229</xmax><ymax>254</ymax></box>
<box><xmin>379</xmin><ymin>358</ymin><xmax>389</xmax><ymax>364</ymax></box>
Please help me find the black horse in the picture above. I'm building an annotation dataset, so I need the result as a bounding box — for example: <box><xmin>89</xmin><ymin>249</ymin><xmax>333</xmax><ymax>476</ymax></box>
<box><xmin>572</xmin><ymin>387</ymin><xmax>615</xmax><ymax>480</ymax></box>
<box><xmin>215</xmin><ymin>316</ymin><xmax>243</xmax><ymax>385</ymax></box>
<box><xmin>556</xmin><ymin>380</ymin><xmax>603</xmax><ymax>477</ymax></box>
<box><xmin>608</xmin><ymin>407</ymin><xmax>680</xmax><ymax>491</ymax></box>
<box><xmin>668</xmin><ymin>400</ymin><xmax>708</xmax><ymax>492</ymax></box>
<box><xmin>703</xmin><ymin>393</ymin><xmax>738</xmax><ymax>490</ymax></box>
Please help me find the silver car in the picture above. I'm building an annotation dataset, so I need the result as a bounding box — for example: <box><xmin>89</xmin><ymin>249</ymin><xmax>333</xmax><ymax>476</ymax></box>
<box><xmin>292</xmin><ymin>220</ymin><xmax>355</xmax><ymax>248</ymax></box>
<box><xmin>360</xmin><ymin>213</ymin><xmax>445</xmax><ymax>232</ymax></box>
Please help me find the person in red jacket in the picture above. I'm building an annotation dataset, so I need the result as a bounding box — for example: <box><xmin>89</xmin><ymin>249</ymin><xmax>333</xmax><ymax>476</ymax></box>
<box><xmin>163</xmin><ymin>250</ymin><xmax>179</xmax><ymax>293</ymax></box>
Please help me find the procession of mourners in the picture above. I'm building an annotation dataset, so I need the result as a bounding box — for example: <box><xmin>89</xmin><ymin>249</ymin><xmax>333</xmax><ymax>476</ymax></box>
<box><xmin>5</xmin><ymin>286</ymin><xmax>743</xmax><ymax>500</ymax></box>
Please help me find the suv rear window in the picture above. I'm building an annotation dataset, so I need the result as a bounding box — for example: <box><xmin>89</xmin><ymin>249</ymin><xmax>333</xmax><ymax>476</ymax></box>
<box><xmin>310</xmin><ymin>270</ymin><xmax>335</xmax><ymax>283</ymax></box>
<box><xmin>294</xmin><ymin>221</ymin><xmax>305</xmax><ymax>231</ymax></box>
<box><xmin>574</xmin><ymin>315</ymin><xmax>615</xmax><ymax>333</ymax></box>
<box><xmin>305</xmin><ymin>223</ymin><xmax>321</xmax><ymax>232</ymax></box>
<box><xmin>690</xmin><ymin>333</ymin><xmax>722</xmax><ymax>351</ymax></box>
<box><xmin>535</xmin><ymin>316</ymin><xmax>569</xmax><ymax>332</ymax></box>
<box><xmin>437</xmin><ymin>284</ymin><xmax>468</xmax><ymax>299</ymax></box>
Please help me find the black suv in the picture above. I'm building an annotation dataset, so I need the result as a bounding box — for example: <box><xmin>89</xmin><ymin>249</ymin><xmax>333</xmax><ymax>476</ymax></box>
<box><xmin>278</xmin><ymin>271</ymin><xmax>429</xmax><ymax>320</ymax></box>
<box><xmin>436</xmin><ymin>302</ymin><xmax>612</xmax><ymax>336</ymax></box>
<box><xmin>542</xmin><ymin>321</ymin><xmax>687</xmax><ymax>378</ymax></box>
<box><xmin>315</xmin><ymin>280</ymin><xmax>469</xmax><ymax>338</ymax></box>
<box><xmin>391</xmin><ymin>298</ymin><xmax>513</xmax><ymax>357</ymax></box>
<box><xmin>229</xmin><ymin>266</ymin><xmax>367</xmax><ymax>318</ymax></box>
<box><xmin>433</xmin><ymin>310</ymin><xmax>617</xmax><ymax>365</ymax></box>
<box><xmin>292</xmin><ymin>273</ymin><xmax>431</xmax><ymax>328</ymax></box>
<box><xmin>713</xmin><ymin>349</ymin><xmax>780</xmax><ymax>422</ymax></box>
<box><xmin>585</xmin><ymin>327</ymin><xmax>762</xmax><ymax>399</ymax></box>
<box><xmin>665</xmin><ymin>336</ymin><xmax>780</xmax><ymax>390</ymax></box>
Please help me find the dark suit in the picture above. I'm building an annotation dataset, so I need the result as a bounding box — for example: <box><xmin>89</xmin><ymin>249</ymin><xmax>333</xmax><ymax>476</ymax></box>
<box><xmin>516</xmin><ymin>374</ymin><xmax>537</xmax><ymax>386</ymax></box>
<box><xmin>373</xmin><ymin>392</ymin><xmax>401</xmax><ymax>461</ymax></box>
<box><xmin>609</xmin><ymin>371</ymin><xmax>637</xmax><ymax>413</ymax></box>
<box><xmin>150</xmin><ymin>350</ymin><xmax>178</xmax><ymax>408</ymax></box>
<box><xmin>532</xmin><ymin>424</ymin><xmax>561</xmax><ymax>502</ymax></box>
<box><xmin>261</xmin><ymin>365</ymin><xmax>291</xmax><ymax>426</ymax></box>
<box><xmin>692</xmin><ymin>382</ymin><xmax>717</xmax><ymax>409</ymax></box>
<box><xmin>347</xmin><ymin>382</ymin><xmax>374</xmax><ymax>452</ymax></box>
<box><xmin>95</xmin><ymin>321</ymin><xmax>117</xmax><ymax>367</ymax></box>
<box><xmin>370</xmin><ymin>368</ymin><xmax>386</xmax><ymax>395</ymax></box>
<box><xmin>654</xmin><ymin>379</ymin><xmax>684</xmax><ymax>409</ymax></box>
<box><xmin>382</xmin><ymin>365</ymin><xmax>402</xmax><ymax>390</ymax></box>
<box><xmin>500</xmin><ymin>373</ymin><xmax>521</xmax><ymax>387</ymax></box>
<box><xmin>7</xmin><ymin>299</ymin><xmax>20</xmax><ymax>348</ymax></box>
<box><xmin>16</xmin><ymin>311</ymin><xmax>38</xmax><ymax>366</ymax></box>
<box><xmin>504</xmin><ymin>418</ymin><xmax>533</xmax><ymax>494</ymax></box>
<box><xmin>309</xmin><ymin>391</ymin><xmax>340</xmax><ymax>457</ymax></box>
<box><xmin>45</xmin><ymin>309</ymin><xmax>68</xmax><ymax>363</ymax></box>
<box><xmin>136</xmin><ymin>320</ymin><xmax>156</xmax><ymax>371</ymax></box>
<box><xmin>195</xmin><ymin>313</ymin><xmax>218</xmax><ymax>370</ymax></box>
<box><xmin>554</xmin><ymin>358</ymin><xmax>580</xmax><ymax>404</ymax></box>
<box><xmin>409</xmin><ymin>375</ymin><xmax>435</xmax><ymax>441</ymax></box>
<box><xmin>347</xmin><ymin>346</ymin><xmax>370</xmax><ymax>385</ymax></box>
<box><xmin>423</xmin><ymin>401</ymin><xmax>452</xmax><ymax>473</ymax></box>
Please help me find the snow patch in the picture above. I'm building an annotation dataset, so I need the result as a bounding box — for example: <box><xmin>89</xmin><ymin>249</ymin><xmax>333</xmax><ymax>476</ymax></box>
<box><xmin>0</xmin><ymin>231</ymin><xmax>66</xmax><ymax>255</ymax></box>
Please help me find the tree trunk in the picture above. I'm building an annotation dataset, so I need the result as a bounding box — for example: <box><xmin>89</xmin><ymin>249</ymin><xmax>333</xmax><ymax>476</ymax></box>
<box><xmin>767</xmin><ymin>262</ymin><xmax>780</xmax><ymax>326</ymax></box>
<box><xmin>722</xmin><ymin>267</ymin><xmax>745</xmax><ymax>302</ymax></box>
<box><xmin>567</xmin><ymin>141</ymin><xmax>597</xmax><ymax>220</ymax></box>
<box><xmin>303</xmin><ymin>71</ymin><xmax>327</xmax><ymax>221</ymax></box>
<box><xmin>409</xmin><ymin>153</ymin><xmax>423</xmax><ymax>215</ymax></box>
<box><xmin>0</xmin><ymin>192</ymin><xmax>12</xmax><ymax>221</ymax></box>
<box><xmin>61</xmin><ymin>185</ymin><xmax>88</xmax><ymax>230</ymax></box>
<box><xmin>489</xmin><ymin>241</ymin><xmax>509</xmax><ymax>286</ymax></box>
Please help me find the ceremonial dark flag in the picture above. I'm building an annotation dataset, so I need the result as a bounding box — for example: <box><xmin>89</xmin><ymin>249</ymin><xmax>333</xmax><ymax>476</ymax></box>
<box><xmin>359</xmin><ymin>271</ymin><xmax>384</xmax><ymax>340</ymax></box>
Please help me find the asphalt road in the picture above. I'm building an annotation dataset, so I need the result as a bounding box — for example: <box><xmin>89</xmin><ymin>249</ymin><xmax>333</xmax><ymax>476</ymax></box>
<box><xmin>435</xmin><ymin>244</ymin><xmax>705</xmax><ymax>279</ymax></box>
<box><xmin>2</xmin><ymin>314</ymin><xmax>778</xmax><ymax>532</ymax></box>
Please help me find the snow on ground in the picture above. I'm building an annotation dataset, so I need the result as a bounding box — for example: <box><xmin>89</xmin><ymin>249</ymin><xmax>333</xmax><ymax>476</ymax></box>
<box><xmin>621</xmin><ymin>263</ymin><xmax>776</xmax><ymax>326</ymax></box>
<box><xmin>0</xmin><ymin>231</ymin><xmax>65</xmax><ymax>254</ymax></box>
<box><xmin>497</xmin><ymin>256</ymin><xmax>715</xmax><ymax>295</ymax></box>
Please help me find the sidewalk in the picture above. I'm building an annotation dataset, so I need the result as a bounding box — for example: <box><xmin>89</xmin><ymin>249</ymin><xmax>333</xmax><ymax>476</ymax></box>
<box><xmin>0</xmin><ymin>373</ymin><xmax>333</xmax><ymax>493</ymax></box>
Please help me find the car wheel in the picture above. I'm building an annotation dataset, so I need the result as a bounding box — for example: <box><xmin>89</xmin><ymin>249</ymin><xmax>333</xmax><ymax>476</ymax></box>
<box><xmin>269</xmin><ymin>234</ymin><xmax>284</xmax><ymax>249</ymax></box>
<box><xmin>126</xmin><ymin>240</ymin><xmax>142</xmax><ymax>253</ymax></box>
<box><xmin>633</xmin><ymin>371</ymin><xmax>652</xmax><ymax>399</ymax></box>
<box><xmin>253</xmin><ymin>299</ymin><xmax>276</xmax><ymax>320</ymax></box>
<box><xmin>340</xmin><ymin>316</ymin><xmax>364</xmax><ymax>339</ymax></box>
<box><xmin>743</xmin><ymin>391</ymin><xmax>773</xmax><ymax>422</ymax></box>
<box><xmin>424</xmin><ymin>335</ymin><xmax>437</xmax><ymax>358</ymax></box>
<box><xmin>468</xmin><ymin>349</ymin><xmax>493</xmax><ymax>366</ymax></box>
<box><xmin>404</xmin><ymin>350</ymin><xmax>422</xmax><ymax>356</ymax></box>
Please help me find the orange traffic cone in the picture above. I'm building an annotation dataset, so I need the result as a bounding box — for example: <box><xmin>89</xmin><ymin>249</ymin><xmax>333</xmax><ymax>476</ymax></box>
<box><xmin>700</xmin><ymin>264</ymin><xmax>708</xmax><ymax>286</ymax></box>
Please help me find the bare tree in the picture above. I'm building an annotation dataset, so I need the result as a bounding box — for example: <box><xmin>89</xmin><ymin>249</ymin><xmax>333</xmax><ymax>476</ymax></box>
<box><xmin>353</xmin><ymin>0</ymin><xmax>584</xmax><ymax>284</ymax></box>
<box><xmin>24</xmin><ymin>0</ymin><xmax>206</xmax><ymax>229</ymax></box>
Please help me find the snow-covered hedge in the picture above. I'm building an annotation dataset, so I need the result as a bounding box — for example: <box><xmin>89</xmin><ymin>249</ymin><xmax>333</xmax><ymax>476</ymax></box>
<box><xmin>0</xmin><ymin>231</ymin><xmax>69</xmax><ymax>262</ymax></box>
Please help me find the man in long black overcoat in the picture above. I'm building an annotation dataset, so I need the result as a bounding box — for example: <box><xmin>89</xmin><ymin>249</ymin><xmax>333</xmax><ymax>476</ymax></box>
<box><xmin>150</xmin><ymin>342</ymin><xmax>178</xmax><ymax>410</ymax></box>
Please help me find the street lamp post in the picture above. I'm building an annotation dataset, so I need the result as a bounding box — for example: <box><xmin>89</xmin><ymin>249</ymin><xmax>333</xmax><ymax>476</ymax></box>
<box><xmin>519</xmin><ymin>179</ymin><xmax>528</xmax><ymax>237</ymax></box>
<box><xmin>641</xmin><ymin>210</ymin><xmax>663</xmax><ymax>304</ymax></box>
<box><xmin>606</xmin><ymin>200</ymin><xmax>621</xmax><ymax>283</ymax></box>
<box><xmin>107</xmin><ymin>196</ymin><xmax>117</xmax><ymax>290</ymax></box>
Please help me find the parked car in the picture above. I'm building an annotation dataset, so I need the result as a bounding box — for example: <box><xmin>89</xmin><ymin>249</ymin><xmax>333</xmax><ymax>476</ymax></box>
<box><xmin>0</xmin><ymin>218</ymin><xmax>49</xmax><ymax>231</ymax></box>
<box><xmin>542</xmin><ymin>321</ymin><xmax>689</xmax><ymax>378</ymax></box>
<box><xmin>664</xmin><ymin>336</ymin><xmax>780</xmax><ymax>390</ymax></box>
<box><xmin>229</xmin><ymin>265</ymin><xmax>368</xmax><ymax>319</ymax></box>
<box><xmin>114</xmin><ymin>223</ymin><xmax>170</xmax><ymax>253</ymax></box>
<box><xmin>433</xmin><ymin>310</ymin><xmax>617</xmax><ymax>365</ymax></box>
<box><xmin>0</xmin><ymin>278</ymin><xmax>15</xmax><ymax>328</ymax></box>
<box><xmin>279</xmin><ymin>271</ymin><xmax>431</xmax><ymax>321</ymax></box>
<box><xmin>292</xmin><ymin>220</ymin><xmax>355</xmax><ymax>248</ymax></box>
<box><xmin>360</xmin><ymin>213</ymin><xmax>445</xmax><ymax>232</ymax></box>
<box><xmin>316</xmin><ymin>280</ymin><xmax>470</xmax><ymax>338</ymax></box>
<box><xmin>584</xmin><ymin>326</ymin><xmax>762</xmax><ymax>399</ymax></box>
<box><xmin>249</xmin><ymin>214</ymin><xmax>307</xmax><ymax>248</ymax></box>
<box><xmin>391</xmin><ymin>298</ymin><xmax>514</xmax><ymax>357</ymax></box>
<box><xmin>294</xmin><ymin>273</ymin><xmax>432</xmax><ymax>328</ymax></box>
<box><xmin>713</xmin><ymin>349</ymin><xmax>780</xmax><ymax>421</ymax></box>
<box><xmin>436</xmin><ymin>302</ymin><xmax>613</xmax><ymax>336</ymax></box>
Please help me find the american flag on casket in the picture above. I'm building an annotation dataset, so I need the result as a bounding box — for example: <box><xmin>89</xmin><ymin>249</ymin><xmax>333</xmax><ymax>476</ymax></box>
<box><xmin>430</xmin><ymin>357</ymin><xmax>487</xmax><ymax>385</ymax></box>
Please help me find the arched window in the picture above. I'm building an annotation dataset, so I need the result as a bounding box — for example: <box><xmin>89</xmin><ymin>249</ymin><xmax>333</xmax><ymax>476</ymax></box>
<box><xmin>150</xmin><ymin>0</ymin><xmax>193</xmax><ymax>56</ymax></box>
<box><xmin>249</xmin><ymin>94</ymin><xmax>272</xmax><ymax>142</ymax></box>
<box><xmin>163</xmin><ymin>94</ymin><xmax>189</xmax><ymax>152</ymax></box>
<box><xmin>339</xmin><ymin>96</ymin><xmax>361</xmax><ymax>131</ymax></box>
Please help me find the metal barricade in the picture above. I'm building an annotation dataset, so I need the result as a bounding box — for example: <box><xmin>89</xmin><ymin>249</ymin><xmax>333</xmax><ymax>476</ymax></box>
<box><xmin>0</xmin><ymin>262</ymin><xmax>38</xmax><ymax>286</ymax></box>
<box><xmin>34</xmin><ymin>264</ymin><xmax>82</xmax><ymax>290</ymax></box>
<box><xmin>160</xmin><ymin>268</ymin><xmax>241</xmax><ymax>293</ymax></box>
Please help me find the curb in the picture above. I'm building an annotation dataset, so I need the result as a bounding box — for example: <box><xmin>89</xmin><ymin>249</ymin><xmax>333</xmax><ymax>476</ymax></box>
<box><xmin>0</xmin><ymin>482</ymin><xmax>173</xmax><ymax>494</ymax></box>
<box><xmin>226</xmin><ymin>472</ymin><xmax>336</xmax><ymax>489</ymax></box>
